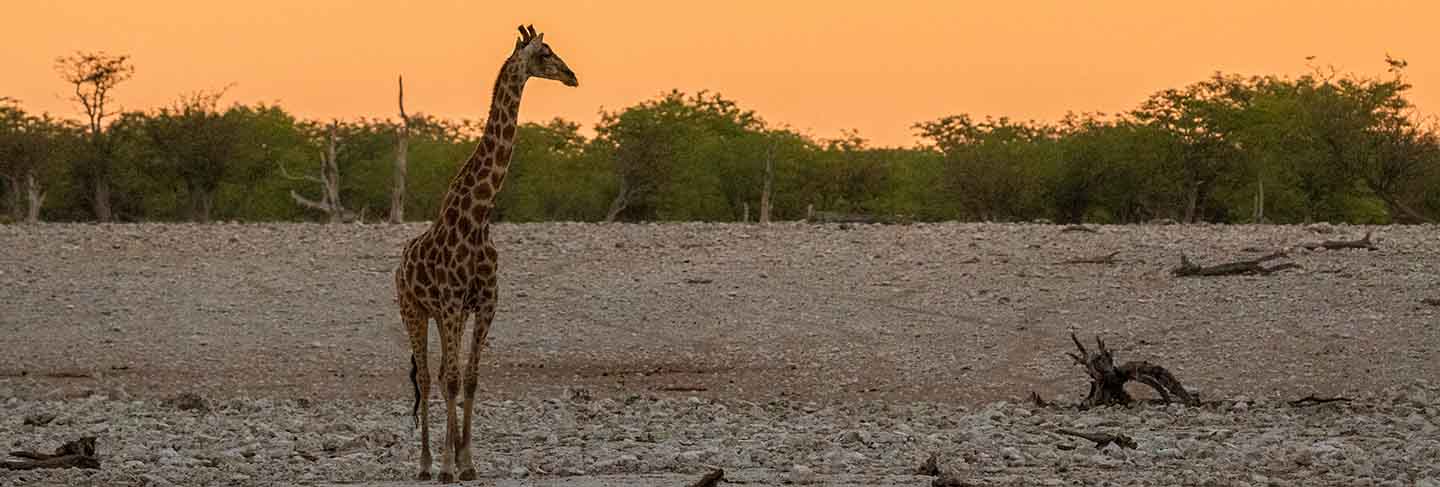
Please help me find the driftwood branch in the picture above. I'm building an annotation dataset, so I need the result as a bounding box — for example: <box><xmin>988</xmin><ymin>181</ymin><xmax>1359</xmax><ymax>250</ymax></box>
<box><xmin>1056</xmin><ymin>429</ymin><xmax>1137</xmax><ymax>449</ymax></box>
<box><xmin>1060</xmin><ymin>225</ymin><xmax>1098</xmax><ymax>233</ymax></box>
<box><xmin>1059</xmin><ymin>251</ymin><xmax>1118</xmax><ymax>265</ymax></box>
<box><xmin>1298</xmin><ymin>232</ymin><xmax>1377</xmax><ymax>251</ymax></box>
<box><xmin>2</xmin><ymin>437</ymin><xmax>99</xmax><ymax>470</ymax></box>
<box><xmin>1067</xmin><ymin>333</ymin><xmax>1197</xmax><ymax>408</ymax></box>
<box><xmin>1172</xmin><ymin>250</ymin><xmax>1298</xmax><ymax>277</ymax></box>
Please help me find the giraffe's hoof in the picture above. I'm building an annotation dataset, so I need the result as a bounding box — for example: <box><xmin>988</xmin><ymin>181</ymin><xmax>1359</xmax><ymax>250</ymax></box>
<box><xmin>416</xmin><ymin>471</ymin><xmax>432</xmax><ymax>481</ymax></box>
<box><xmin>437</xmin><ymin>471</ymin><xmax>455</xmax><ymax>483</ymax></box>
<box><xmin>459</xmin><ymin>469</ymin><xmax>477</xmax><ymax>481</ymax></box>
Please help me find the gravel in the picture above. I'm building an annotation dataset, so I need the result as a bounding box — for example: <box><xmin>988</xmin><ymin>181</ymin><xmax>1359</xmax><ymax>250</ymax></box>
<box><xmin>2</xmin><ymin>385</ymin><xmax>1437</xmax><ymax>485</ymax></box>
<box><xmin>2</xmin><ymin>222</ymin><xmax>1439</xmax><ymax>485</ymax></box>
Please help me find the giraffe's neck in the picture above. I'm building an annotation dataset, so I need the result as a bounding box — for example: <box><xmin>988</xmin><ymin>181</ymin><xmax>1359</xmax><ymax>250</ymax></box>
<box><xmin>439</xmin><ymin>56</ymin><xmax>528</xmax><ymax>219</ymax></box>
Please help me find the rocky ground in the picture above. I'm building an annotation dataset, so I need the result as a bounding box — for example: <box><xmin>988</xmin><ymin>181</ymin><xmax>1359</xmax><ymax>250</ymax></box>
<box><xmin>3</xmin><ymin>385</ymin><xmax>1438</xmax><ymax>486</ymax></box>
<box><xmin>2</xmin><ymin>222</ymin><xmax>1438</xmax><ymax>485</ymax></box>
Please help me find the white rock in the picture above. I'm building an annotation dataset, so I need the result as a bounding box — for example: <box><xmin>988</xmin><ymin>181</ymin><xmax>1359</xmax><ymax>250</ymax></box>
<box><xmin>788</xmin><ymin>464</ymin><xmax>816</xmax><ymax>484</ymax></box>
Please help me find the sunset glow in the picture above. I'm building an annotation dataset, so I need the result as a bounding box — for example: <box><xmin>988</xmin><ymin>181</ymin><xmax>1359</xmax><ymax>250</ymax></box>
<box><xmin>6</xmin><ymin>1</ymin><xmax>1437</xmax><ymax>146</ymax></box>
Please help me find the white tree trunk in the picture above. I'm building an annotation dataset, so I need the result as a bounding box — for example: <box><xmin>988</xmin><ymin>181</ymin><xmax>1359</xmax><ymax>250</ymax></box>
<box><xmin>322</xmin><ymin>124</ymin><xmax>342</xmax><ymax>223</ymax></box>
<box><xmin>759</xmin><ymin>143</ymin><xmax>774</xmax><ymax>225</ymax></box>
<box><xmin>25</xmin><ymin>170</ymin><xmax>45</xmax><ymax>223</ymax></box>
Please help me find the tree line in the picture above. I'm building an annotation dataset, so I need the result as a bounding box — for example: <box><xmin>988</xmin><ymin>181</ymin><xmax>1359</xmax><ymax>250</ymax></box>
<box><xmin>3</xmin><ymin>52</ymin><xmax>1437</xmax><ymax>225</ymax></box>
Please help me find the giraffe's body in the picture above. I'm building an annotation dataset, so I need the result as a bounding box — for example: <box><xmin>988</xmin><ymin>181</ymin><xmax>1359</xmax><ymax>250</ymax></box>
<box><xmin>394</xmin><ymin>25</ymin><xmax>576</xmax><ymax>483</ymax></box>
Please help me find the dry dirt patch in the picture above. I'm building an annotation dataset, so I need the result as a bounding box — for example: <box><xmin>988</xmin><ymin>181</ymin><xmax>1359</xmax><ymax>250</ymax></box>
<box><xmin>2</xmin><ymin>222</ymin><xmax>1437</xmax><ymax>404</ymax></box>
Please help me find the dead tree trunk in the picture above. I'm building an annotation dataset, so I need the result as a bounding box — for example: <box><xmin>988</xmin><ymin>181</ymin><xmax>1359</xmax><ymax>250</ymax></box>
<box><xmin>24</xmin><ymin>170</ymin><xmax>44</xmax><ymax>223</ymax></box>
<box><xmin>759</xmin><ymin>142</ymin><xmax>774</xmax><ymax>225</ymax></box>
<box><xmin>281</xmin><ymin>122</ymin><xmax>351</xmax><ymax>223</ymax></box>
<box><xmin>389</xmin><ymin>75</ymin><xmax>409</xmax><ymax>224</ymax></box>
<box><xmin>604</xmin><ymin>179</ymin><xmax>629</xmax><ymax>222</ymax></box>
<box><xmin>1066</xmin><ymin>333</ymin><xmax>1197</xmax><ymax>408</ymax></box>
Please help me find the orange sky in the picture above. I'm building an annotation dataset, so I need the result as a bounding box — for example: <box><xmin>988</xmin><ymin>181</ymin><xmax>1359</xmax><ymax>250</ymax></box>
<box><xmin>5</xmin><ymin>1</ymin><xmax>1437</xmax><ymax>147</ymax></box>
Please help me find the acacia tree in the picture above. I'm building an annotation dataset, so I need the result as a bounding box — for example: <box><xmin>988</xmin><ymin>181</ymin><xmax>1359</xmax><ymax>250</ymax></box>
<box><xmin>0</xmin><ymin>99</ymin><xmax>24</xmax><ymax>221</ymax></box>
<box><xmin>140</xmin><ymin>90</ymin><xmax>244</xmax><ymax>222</ymax></box>
<box><xmin>596</xmin><ymin>90</ymin><xmax>764</xmax><ymax>221</ymax></box>
<box><xmin>0</xmin><ymin>101</ymin><xmax>78</xmax><ymax>223</ymax></box>
<box><xmin>1132</xmin><ymin>74</ymin><xmax>1251</xmax><ymax>223</ymax></box>
<box><xmin>54</xmin><ymin>51</ymin><xmax>134</xmax><ymax>222</ymax></box>
<box><xmin>915</xmin><ymin>115</ymin><xmax>1058</xmax><ymax>221</ymax></box>
<box><xmin>1337</xmin><ymin>57</ymin><xmax>1435</xmax><ymax>223</ymax></box>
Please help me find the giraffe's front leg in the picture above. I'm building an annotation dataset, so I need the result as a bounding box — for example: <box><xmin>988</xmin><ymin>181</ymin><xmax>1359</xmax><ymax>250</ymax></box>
<box><xmin>436</xmin><ymin>313</ymin><xmax>465</xmax><ymax>483</ymax></box>
<box><xmin>458</xmin><ymin>301</ymin><xmax>496</xmax><ymax>480</ymax></box>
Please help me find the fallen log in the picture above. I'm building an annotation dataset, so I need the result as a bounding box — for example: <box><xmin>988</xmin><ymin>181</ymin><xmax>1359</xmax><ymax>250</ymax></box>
<box><xmin>1298</xmin><ymin>232</ymin><xmax>1376</xmax><ymax>251</ymax></box>
<box><xmin>1060</xmin><ymin>225</ymin><xmax>1098</xmax><ymax>233</ymax></box>
<box><xmin>1056</xmin><ymin>429</ymin><xmax>1137</xmax><ymax>449</ymax></box>
<box><xmin>1067</xmin><ymin>333</ymin><xmax>1198</xmax><ymax>407</ymax></box>
<box><xmin>686</xmin><ymin>467</ymin><xmax>724</xmax><ymax>487</ymax></box>
<box><xmin>1288</xmin><ymin>394</ymin><xmax>1352</xmax><ymax>407</ymax></box>
<box><xmin>1059</xmin><ymin>251</ymin><xmax>1118</xmax><ymax>265</ymax></box>
<box><xmin>2</xmin><ymin>437</ymin><xmax>99</xmax><ymax>470</ymax></box>
<box><xmin>1171</xmin><ymin>250</ymin><xmax>1299</xmax><ymax>277</ymax></box>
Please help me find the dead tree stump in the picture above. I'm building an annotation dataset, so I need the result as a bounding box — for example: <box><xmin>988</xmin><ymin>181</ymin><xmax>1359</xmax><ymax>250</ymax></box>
<box><xmin>1067</xmin><ymin>333</ymin><xmax>1197</xmax><ymax>408</ymax></box>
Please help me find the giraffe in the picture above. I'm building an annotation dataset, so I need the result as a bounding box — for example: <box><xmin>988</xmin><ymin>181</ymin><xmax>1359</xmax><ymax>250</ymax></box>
<box><xmin>394</xmin><ymin>24</ymin><xmax>577</xmax><ymax>483</ymax></box>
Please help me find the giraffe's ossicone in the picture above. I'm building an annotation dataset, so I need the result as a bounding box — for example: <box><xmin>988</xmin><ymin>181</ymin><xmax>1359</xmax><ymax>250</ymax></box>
<box><xmin>393</xmin><ymin>24</ymin><xmax>577</xmax><ymax>483</ymax></box>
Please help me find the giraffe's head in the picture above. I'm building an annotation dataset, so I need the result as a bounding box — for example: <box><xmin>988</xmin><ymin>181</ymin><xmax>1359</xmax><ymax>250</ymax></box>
<box><xmin>513</xmin><ymin>25</ymin><xmax>579</xmax><ymax>88</ymax></box>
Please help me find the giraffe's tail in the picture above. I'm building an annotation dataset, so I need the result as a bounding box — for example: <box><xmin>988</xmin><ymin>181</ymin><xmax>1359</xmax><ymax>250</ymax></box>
<box><xmin>409</xmin><ymin>353</ymin><xmax>420</xmax><ymax>429</ymax></box>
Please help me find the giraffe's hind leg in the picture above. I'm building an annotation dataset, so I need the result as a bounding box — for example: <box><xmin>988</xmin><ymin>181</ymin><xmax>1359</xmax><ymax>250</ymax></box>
<box><xmin>402</xmin><ymin>306</ymin><xmax>433</xmax><ymax>481</ymax></box>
